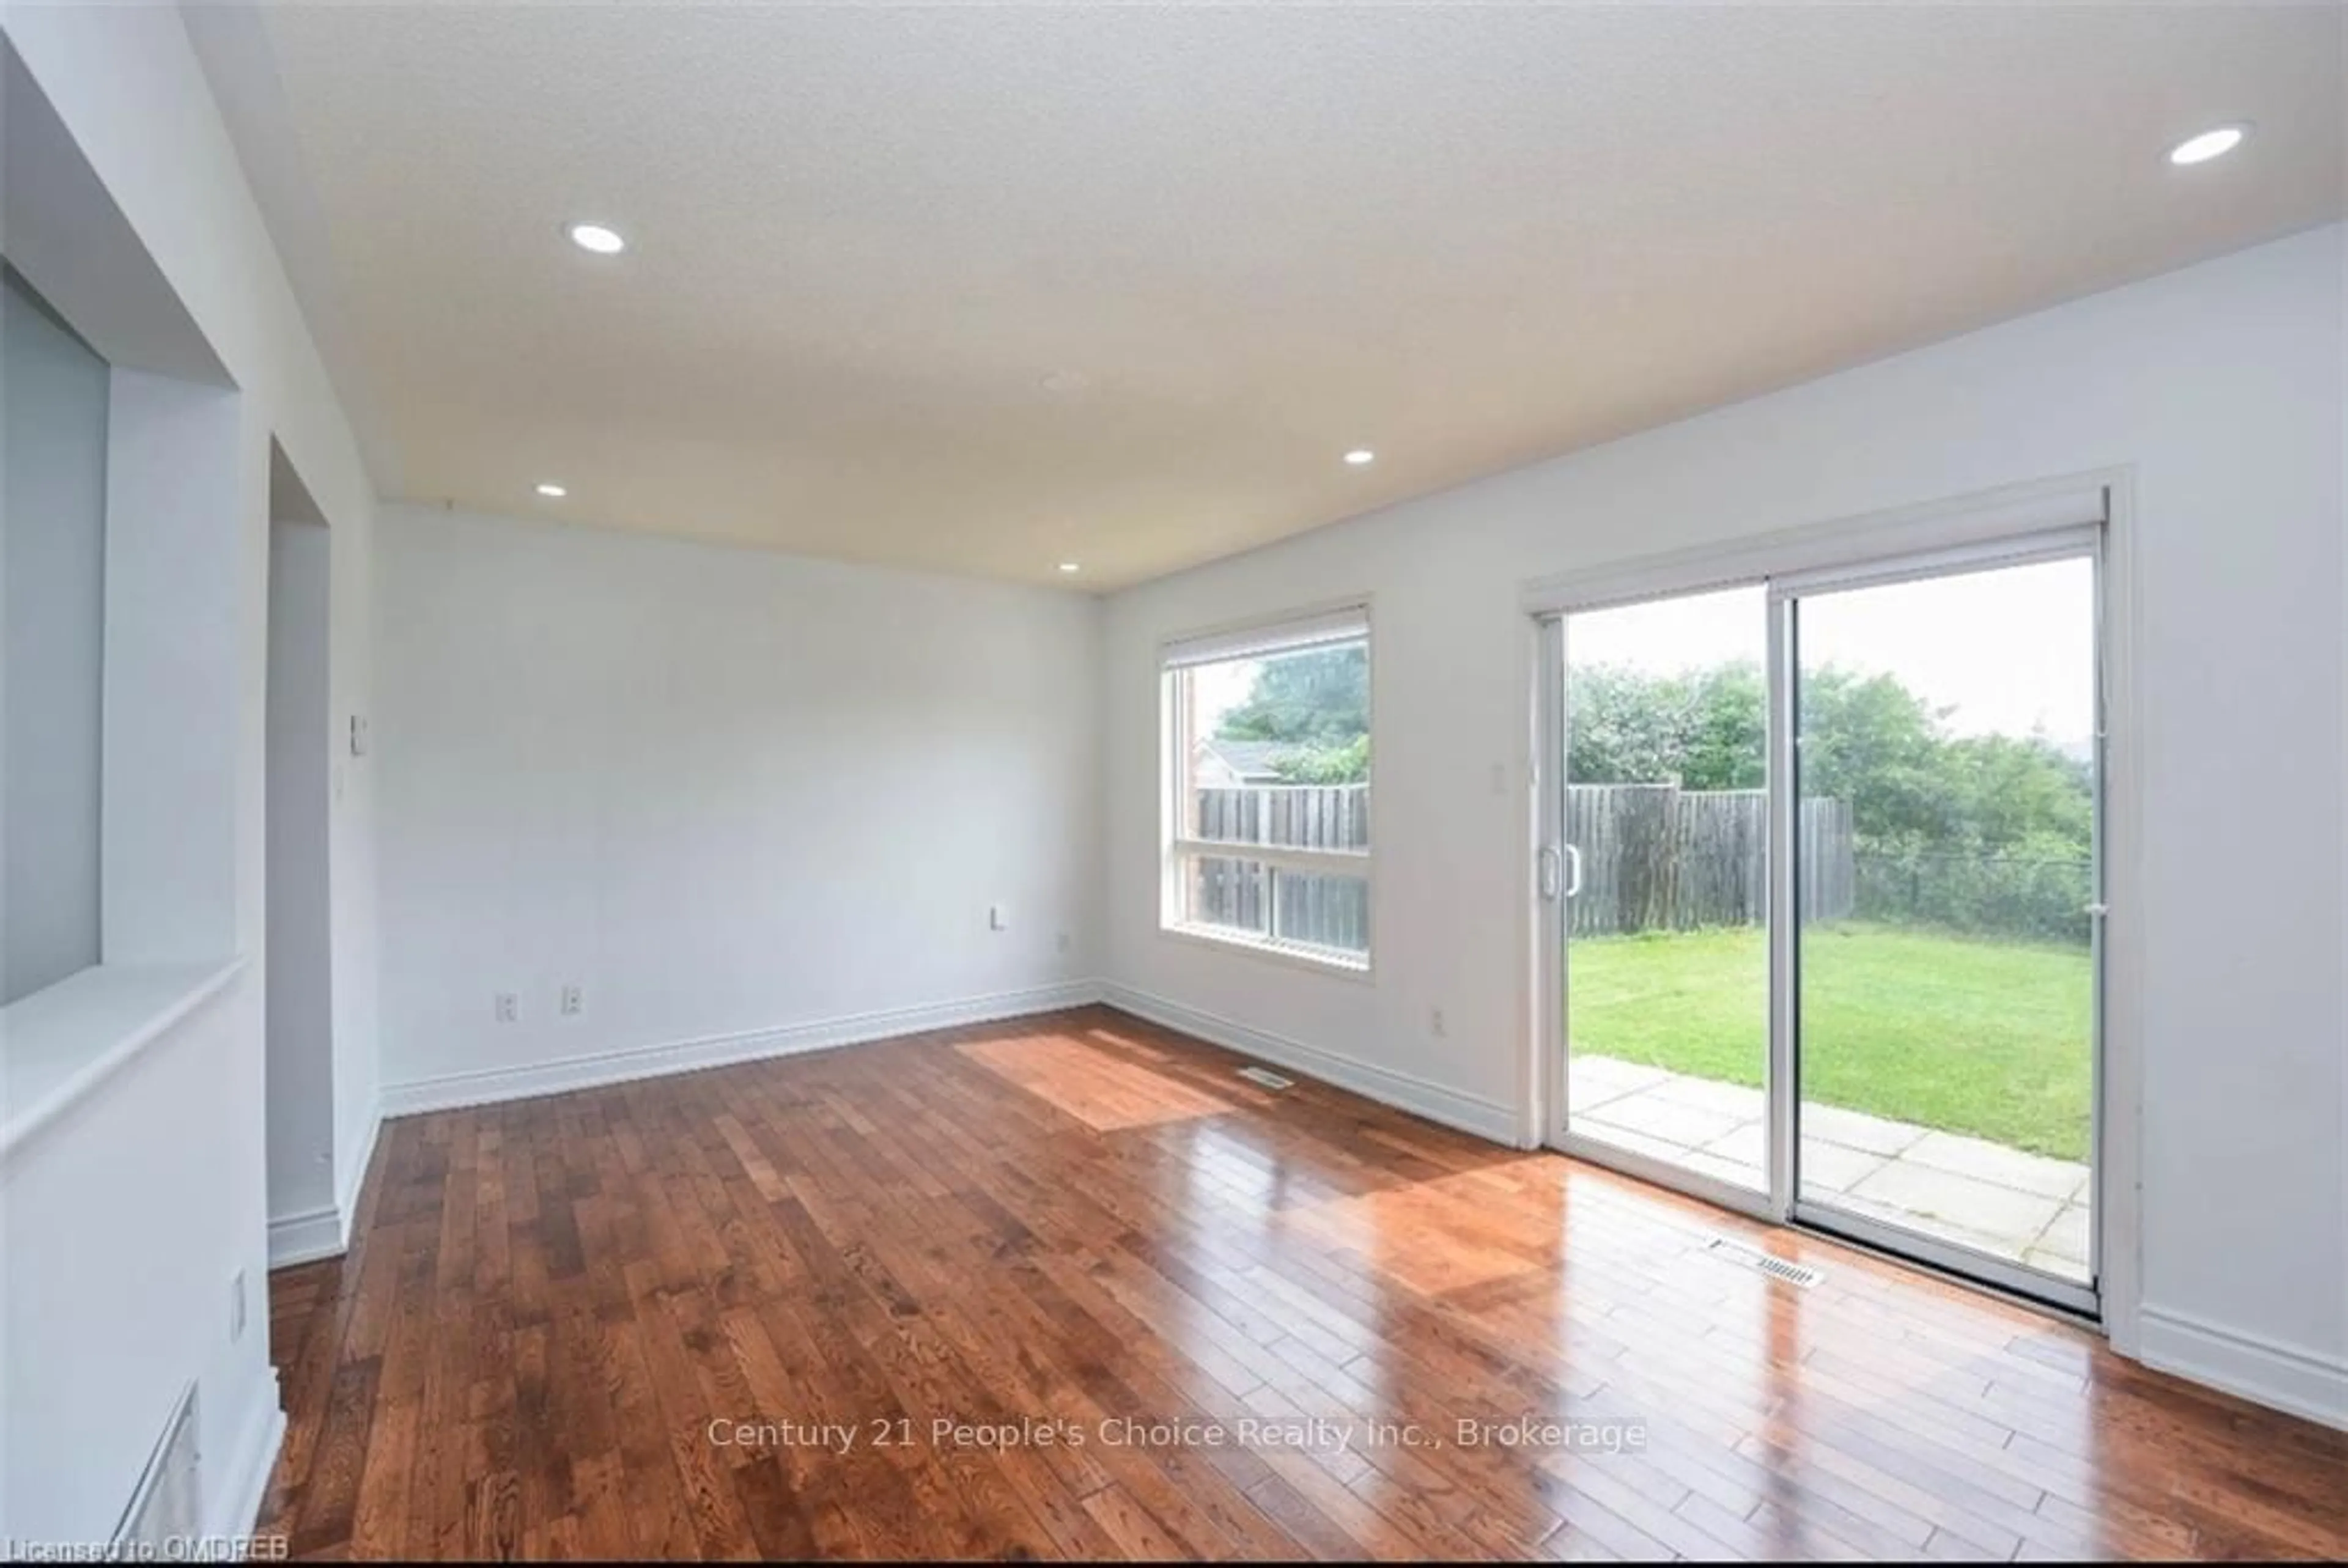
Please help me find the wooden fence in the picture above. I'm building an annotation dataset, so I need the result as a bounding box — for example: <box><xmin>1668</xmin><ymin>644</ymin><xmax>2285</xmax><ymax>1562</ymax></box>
<box><xmin>1191</xmin><ymin>786</ymin><xmax>1369</xmax><ymax>952</ymax></box>
<box><xmin>1195</xmin><ymin>785</ymin><xmax>1369</xmax><ymax>853</ymax></box>
<box><xmin>1564</xmin><ymin>784</ymin><xmax>1853</xmax><ymax>937</ymax></box>
<box><xmin>1184</xmin><ymin>781</ymin><xmax>1851</xmax><ymax>946</ymax></box>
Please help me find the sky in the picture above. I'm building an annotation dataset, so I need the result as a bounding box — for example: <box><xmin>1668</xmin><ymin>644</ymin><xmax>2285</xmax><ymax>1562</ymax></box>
<box><xmin>1194</xmin><ymin>658</ymin><xmax>1258</xmax><ymax>732</ymax></box>
<box><xmin>1568</xmin><ymin>559</ymin><xmax>2095</xmax><ymax>742</ymax></box>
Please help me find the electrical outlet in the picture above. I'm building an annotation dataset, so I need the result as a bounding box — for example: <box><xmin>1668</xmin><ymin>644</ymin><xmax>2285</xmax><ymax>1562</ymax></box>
<box><xmin>559</xmin><ymin>984</ymin><xmax>583</xmax><ymax>1017</ymax></box>
<box><xmin>495</xmin><ymin>992</ymin><xmax>519</xmax><ymax>1023</ymax></box>
<box><xmin>1055</xmin><ymin>931</ymin><xmax>1071</xmax><ymax>954</ymax></box>
<box><xmin>1430</xmin><ymin>1007</ymin><xmax>1448</xmax><ymax>1039</ymax></box>
<box><xmin>227</xmin><ymin>1270</ymin><xmax>247</xmax><ymax>1342</ymax></box>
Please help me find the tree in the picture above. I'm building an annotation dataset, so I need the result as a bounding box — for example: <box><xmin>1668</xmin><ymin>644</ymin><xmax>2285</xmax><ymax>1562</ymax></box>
<box><xmin>1216</xmin><ymin>644</ymin><xmax>1368</xmax><ymax>747</ymax></box>
<box><xmin>1568</xmin><ymin>658</ymin><xmax>2090</xmax><ymax>856</ymax></box>
<box><xmin>1793</xmin><ymin>668</ymin><xmax>1951</xmax><ymax>847</ymax></box>
<box><xmin>1567</xmin><ymin>660</ymin><xmax>1764</xmax><ymax>791</ymax></box>
<box><xmin>1217</xmin><ymin>644</ymin><xmax>1372</xmax><ymax>782</ymax></box>
<box><xmin>1936</xmin><ymin>733</ymin><xmax>2092</xmax><ymax>853</ymax></box>
<box><xmin>1565</xmin><ymin>656</ymin><xmax>2092</xmax><ymax>940</ymax></box>
<box><xmin>1565</xmin><ymin>664</ymin><xmax>1687</xmax><ymax>786</ymax></box>
<box><xmin>1271</xmin><ymin>734</ymin><xmax>1370</xmax><ymax>784</ymax></box>
<box><xmin>1797</xmin><ymin>669</ymin><xmax>2089</xmax><ymax>856</ymax></box>
<box><xmin>1678</xmin><ymin>663</ymin><xmax>1767</xmax><ymax>791</ymax></box>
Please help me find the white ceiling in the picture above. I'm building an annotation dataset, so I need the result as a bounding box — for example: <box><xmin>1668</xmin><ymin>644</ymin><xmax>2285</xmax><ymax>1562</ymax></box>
<box><xmin>228</xmin><ymin>2</ymin><xmax>2343</xmax><ymax>591</ymax></box>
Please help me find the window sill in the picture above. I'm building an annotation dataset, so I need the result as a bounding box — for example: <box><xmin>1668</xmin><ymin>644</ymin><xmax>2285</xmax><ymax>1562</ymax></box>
<box><xmin>1159</xmin><ymin>921</ymin><xmax>1374</xmax><ymax>982</ymax></box>
<box><xmin>1</xmin><ymin>958</ymin><xmax>245</xmax><ymax>1166</ymax></box>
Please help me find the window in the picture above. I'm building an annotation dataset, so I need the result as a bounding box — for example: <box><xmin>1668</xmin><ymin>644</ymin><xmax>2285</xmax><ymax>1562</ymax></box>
<box><xmin>1162</xmin><ymin>606</ymin><xmax>1371</xmax><ymax>969</ymax></box>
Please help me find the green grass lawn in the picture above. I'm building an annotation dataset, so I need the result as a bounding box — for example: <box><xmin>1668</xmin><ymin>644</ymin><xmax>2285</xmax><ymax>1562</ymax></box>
<box><xmin>1570</xmin><ymin>922</ymin><xmax>2092</xmax><ymax>1160</ymax></box>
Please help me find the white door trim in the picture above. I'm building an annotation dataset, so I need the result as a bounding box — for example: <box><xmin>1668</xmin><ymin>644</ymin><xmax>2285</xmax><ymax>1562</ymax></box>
<box><xmin>1519</xmin><ymin>469</ymin><xmax>2110</xmax><ymax>617</ymax></box>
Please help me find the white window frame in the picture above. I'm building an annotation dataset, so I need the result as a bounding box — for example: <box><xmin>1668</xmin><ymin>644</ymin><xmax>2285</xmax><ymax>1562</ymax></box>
<box><xmin>1159</xmin><ymin>600</ymin><xmax>1375</xmax><ymax>976</ymax></box>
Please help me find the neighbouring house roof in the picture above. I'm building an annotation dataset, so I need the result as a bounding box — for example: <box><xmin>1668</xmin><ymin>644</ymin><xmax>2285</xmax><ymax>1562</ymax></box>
<box><xmin>1197</xmin><ymin>737</ymin><xmax>1296</xmax><ymax>784</ymax></box>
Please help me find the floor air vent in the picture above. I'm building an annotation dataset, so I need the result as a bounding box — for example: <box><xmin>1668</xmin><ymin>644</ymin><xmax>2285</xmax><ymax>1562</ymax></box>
<box><xmin>1704</xmin><ymin>1235</ymin><xmax>1825</xmax><ymax>1289</ymax></box>
<box><xmin>1236</xmin><ymin>1065</ymin><xmax>1295</xmax><ymax>1091</ymax></box>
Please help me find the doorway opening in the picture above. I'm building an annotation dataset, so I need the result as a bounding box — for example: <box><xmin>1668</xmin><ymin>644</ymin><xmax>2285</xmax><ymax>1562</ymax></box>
<box><xmin>264</xmin><ymin>446</ymin><xmax>338</xmax><ymax>1260</ymax></box>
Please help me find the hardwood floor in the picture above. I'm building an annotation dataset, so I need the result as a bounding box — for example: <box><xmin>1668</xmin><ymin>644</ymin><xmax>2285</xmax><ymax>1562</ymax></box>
<box><xmin>260</xmin><ymin>1006</ymin><xmax>2347</xmax><ymax>1561</ymax></box>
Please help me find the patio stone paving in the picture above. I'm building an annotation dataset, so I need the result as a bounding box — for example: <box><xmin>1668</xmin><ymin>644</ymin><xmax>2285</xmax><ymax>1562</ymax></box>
<box><xmin>1567</xmin><ymin>1055</ymin><xmax>2089</xmax><ymax>1279</ymax></box>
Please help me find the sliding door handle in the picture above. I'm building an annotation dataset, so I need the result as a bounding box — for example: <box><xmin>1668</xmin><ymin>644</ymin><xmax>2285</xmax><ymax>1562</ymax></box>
<box><xmin>1537</xmin><ymin>845</ymin><xmax>1562</xmax><ymax>901</ymax></box>
<box><xmin>1562</xmin><ymin>843</ymin><xmax>1584</xmax><ymax>899</ymax></box>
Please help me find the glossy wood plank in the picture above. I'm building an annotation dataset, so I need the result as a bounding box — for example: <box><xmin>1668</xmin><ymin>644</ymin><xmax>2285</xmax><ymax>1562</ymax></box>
<box><xmin>260</xmin><ymin>1006</ymin><xmax>2348</xmax><ymax>1561</ymax></box>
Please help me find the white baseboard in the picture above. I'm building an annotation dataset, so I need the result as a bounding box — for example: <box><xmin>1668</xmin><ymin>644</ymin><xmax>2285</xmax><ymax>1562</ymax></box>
<box><xmin>2138</xmin><ymin>1304</ymin><xmax>2348</xmax><ymax>1431</ymax></box>
<box><xmin>378</xmin><ymin>981</ymin><xmax>1104</xmax><ymax>1118</ymax></box>
<box><xmin>264</xmin><ymin>1097</ymin><xmax>384</xmax><ymax>1269</ymax></box>
<box><xmin>209</xmin><ymin>1375</ymin><xmax>286</xmax><ymax>1537</ymax></box>
<box><xmin>334</xmin><ymin>1095</ymin><xmax>382</xmax><ymax>1251</ymax></box>
<box><xmin>266</xmin><ymin>1204</ymin><xmax>344</xmax><ymax>1269</ymax></box>
<box><xmin>1098</xmin><ymin>982</ymin><xmax>1519</xmax><ymax>1146</ymax></box>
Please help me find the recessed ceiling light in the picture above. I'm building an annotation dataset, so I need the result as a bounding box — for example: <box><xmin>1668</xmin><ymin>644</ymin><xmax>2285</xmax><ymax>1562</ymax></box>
<box><xmin>535</xmin><ymin>482</ymin><xmax>567</xmax><ymax>498</ymax></box>
<box><xmin>1057</xmin><ymin>562</ymin><xmax>1082</xmax><ymax>574</ymax></box>
<box><xmin>567</xmin><ymin>222</ymin><xmax>626</xmax><ymax>254</ymax></box>
<box><xmin>1343</xmin><ymin>449</ymin><xmax>1376</xmax><ymax>466</ymax></box>
<box><xmin>1039</xmin><ymin>370</ymin><xmax>1091</xmax><ymax>396</ymax></box>
<box><xmin>2168</xmin><ymin>125</ymin><xmax>2248</xmax><ymax>166</ymax></box>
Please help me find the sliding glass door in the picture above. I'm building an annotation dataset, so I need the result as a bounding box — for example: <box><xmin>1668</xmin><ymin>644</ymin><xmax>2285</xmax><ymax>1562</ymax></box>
<box><xmin>1552</xmin><ymin>587</ymin><xmax>1771</xmax><ymax>1203</ymax></box>
<box><xmin>1783</xmin><ymin>550</ymin><xmax>2099</xmax><ymax>1299</ymax></box>
<box><xmin>1542</xmin><ymin>520</ymin><xmax>2103</xmax><ymax>1312</ymax></box>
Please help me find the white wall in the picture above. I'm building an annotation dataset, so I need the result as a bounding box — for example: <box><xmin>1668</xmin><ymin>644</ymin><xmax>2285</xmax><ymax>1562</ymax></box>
<box><xmin>3</xmin><ymin>984</ymin><xmax>258</xmax><ymax>1539</ymax></box>
<box><xmin>265</xmin><ymin>520</ymin><xmax>334</xmax><ymax>1231</ymax></box>
<box><xmin>374</xmin><ymin>505</ymin><xmax>1099</xmax><ymax>1106</ymax></box>
<box><xmin>100</xmin><ymin>369</ymin><xmax>243</xmax><ymax>968</ymax></box>
<box><xmin>327</xmin><ymin>488</ymin><xmax>379</xmax><ymax>1237</ymax></box>
<box><xmin>1101</xmin><ymin>224</ymin><xmax>2347</xmax><ymax>1426</ymax></box>
<box><xmin>0</xmin><ymin>2</ymin><xmax>380</xmax><ymax>1543</ymax></box>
